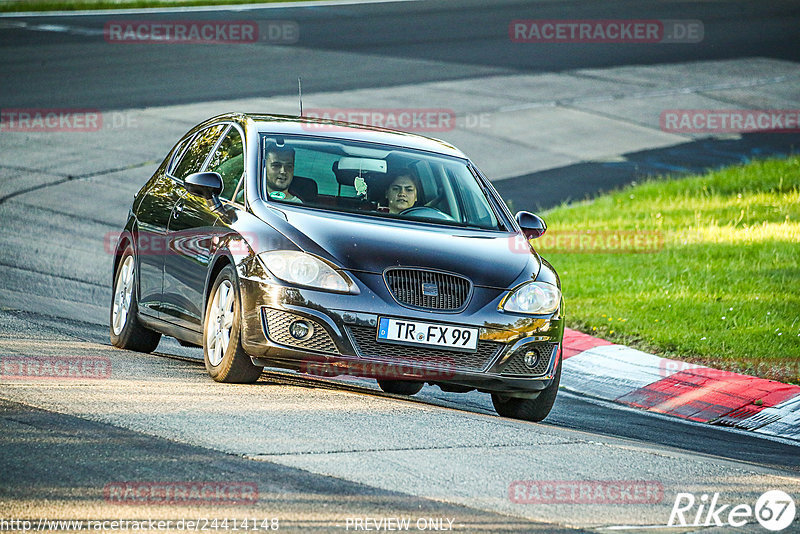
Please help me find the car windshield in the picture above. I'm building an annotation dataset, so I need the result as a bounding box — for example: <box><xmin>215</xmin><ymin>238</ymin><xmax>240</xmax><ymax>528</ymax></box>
<box><xmin>259</xmin><ymin>135</ymin><xmax>503</xmax><ymax>230</ymax></box>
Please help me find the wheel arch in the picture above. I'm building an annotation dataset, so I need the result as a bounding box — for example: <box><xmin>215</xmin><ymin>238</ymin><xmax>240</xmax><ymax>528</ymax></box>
<box><xmin>111</xmin><ymin>230</ymin><xmax>135</xmax><ymax>290</ymax></box>
<box><xmin>204</xmin><ymin>251</ymin><xmax>236</xmax><ymax>313</ymax></box>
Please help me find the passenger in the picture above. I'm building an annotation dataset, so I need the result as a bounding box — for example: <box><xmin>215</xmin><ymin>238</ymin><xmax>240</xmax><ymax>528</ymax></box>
<box><xmin>384</xmin><ymin>170</ymin><xmax>421</xmax><ymax>214</ymax></box>
<box><xmin>264</xmin><ymin>142</ymin><xmax>301</xmax><ymax>203</ymax></box>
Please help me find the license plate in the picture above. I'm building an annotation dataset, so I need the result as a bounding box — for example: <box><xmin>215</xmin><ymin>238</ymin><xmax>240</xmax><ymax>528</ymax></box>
<box><xmin>377</xmin><ymin>317</ymin><xmax>479</xmax><ymax>352</ymax></box>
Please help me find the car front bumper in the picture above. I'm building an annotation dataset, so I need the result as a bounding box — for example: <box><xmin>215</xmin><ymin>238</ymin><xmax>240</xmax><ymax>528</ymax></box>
<box><xmin>237</xmin><ymin>263</ymin><xmax>564</xmax><ymax>396</ymax></box>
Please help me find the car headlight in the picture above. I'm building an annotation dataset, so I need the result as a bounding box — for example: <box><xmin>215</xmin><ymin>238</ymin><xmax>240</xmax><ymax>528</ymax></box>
<box><xmin>259</xmin><ymin>251</ymin><xmax>353</xmax><ymax>293</ymax></box>
<box><xmin>499</xmin><ymin>281</ymin><xmax>561</xmax><ymax>315</ymax></box>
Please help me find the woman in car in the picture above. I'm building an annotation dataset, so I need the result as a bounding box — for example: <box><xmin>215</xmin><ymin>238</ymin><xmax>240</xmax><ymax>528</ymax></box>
<box><xmin>384</xmin><ymin>169</ymin><xmax>422</xmax><ymax>214</ymax></box>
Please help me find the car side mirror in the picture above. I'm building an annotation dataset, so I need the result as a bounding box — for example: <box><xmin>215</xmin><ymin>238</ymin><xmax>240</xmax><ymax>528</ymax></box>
<box><xmin>184</xmin><ymin>172</ymin><xmax>223</xmax><ymax>211</ymax></box>
<box><xmin>515</xmin><ymin>211</ymin><xmax>547</xmax><ymax>239</ymax></box>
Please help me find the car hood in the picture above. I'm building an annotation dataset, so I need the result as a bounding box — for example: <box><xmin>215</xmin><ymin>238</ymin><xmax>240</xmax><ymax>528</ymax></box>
<box><xmin>271</xmin><ymin>208</ymin><xmax>539</xmax><ymax>288</ymax></box>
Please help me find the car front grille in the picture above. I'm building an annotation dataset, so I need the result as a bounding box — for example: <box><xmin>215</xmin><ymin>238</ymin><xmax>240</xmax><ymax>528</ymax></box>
<box><xmin>346</xmin><ymin>325</ymin><xmax>502</xmax><ymax>373</ymax></box>
<box><xmin>262</xmin><ymin>308</ymin><xmax>338</xmax><ymax>354</ymax></box>
<box><xmin>498</xmin><ymin>343</ymin><xmax>557</xmax><ymax>377</ymax></box>
<box><xmin>384</xmin><ymin>268</ymin><xmax>471</xmax><ymax>311</ymax></box>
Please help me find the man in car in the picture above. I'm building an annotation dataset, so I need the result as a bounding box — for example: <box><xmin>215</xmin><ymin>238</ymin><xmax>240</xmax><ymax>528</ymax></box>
<box><xmin>265</xmin><ymin>142</ymin><xmax>302</xmax><ymax>203</ymax></box>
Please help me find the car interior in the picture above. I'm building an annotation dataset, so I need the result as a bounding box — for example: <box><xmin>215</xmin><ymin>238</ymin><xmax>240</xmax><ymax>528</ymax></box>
<box><xmin>260</xmin><ymin>136</ymin><xmax>501</xmax><ymax>230</ymax></box>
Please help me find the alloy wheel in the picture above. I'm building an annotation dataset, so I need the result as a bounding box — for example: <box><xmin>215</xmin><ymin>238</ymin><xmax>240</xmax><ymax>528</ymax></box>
<box><xmin>111</xmin><ymin>255</ymin><xmax>134</xmax><ymax>336</ymax></box>
<box><xmin>206</xmin><ymin>280</ymin><xmax>235</xmax><ymax>367</ymax></box>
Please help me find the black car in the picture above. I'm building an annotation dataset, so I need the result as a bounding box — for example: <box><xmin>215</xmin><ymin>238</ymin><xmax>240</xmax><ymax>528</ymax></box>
<box><xmin>110</xmin><ymin>112</ymin><xmax>565</xmax><ymax>422</ymax></box>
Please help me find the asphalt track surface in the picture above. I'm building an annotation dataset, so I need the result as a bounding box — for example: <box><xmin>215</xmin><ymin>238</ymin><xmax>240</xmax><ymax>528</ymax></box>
<box><xmin>2</xmin><ymin>0</ymin><xmax>800</xmax><ymax>531</ymax></box>
<box><xmin>1</xmin><ymin>0</ymin><xmax>799</xmax><ymax>109</ymax></box>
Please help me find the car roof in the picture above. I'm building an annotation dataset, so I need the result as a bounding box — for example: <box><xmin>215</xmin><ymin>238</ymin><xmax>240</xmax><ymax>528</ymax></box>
<box><xmin>217</xmin><ymin>112</ymin><xmax>467</xmax><ymax>159</ymax></box>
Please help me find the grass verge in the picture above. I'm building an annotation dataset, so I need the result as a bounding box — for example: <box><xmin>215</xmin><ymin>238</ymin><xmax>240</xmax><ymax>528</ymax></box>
<box><xmin>1</xmin><ymin>0</ymin><xmax>302</xmax><ymax>13</ymax></box>
<box><xmin>537</xmin><ymin>156</ymin><xmax>800</xmax><ymax>384</ymax></box>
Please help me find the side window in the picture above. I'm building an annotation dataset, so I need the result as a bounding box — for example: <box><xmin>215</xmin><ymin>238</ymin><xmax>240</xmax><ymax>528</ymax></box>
<box><xmin>168</xmin><ymin>134</ymin><xmax>195</xmax><ymax>174</ymax></box>
<box><xmin>171</xmin><ymin>124</ymin><xmax>225</xmax><ymax>181</ymax></box>
<box><xmin>294</xmin><ymin>147</ymin><xmax>339</xmax><ymax>195</ymax></box>
<box><xmin>205</xmin><ymin>126</ymin><xmax>244</xmax><ymax>202</ymax></box>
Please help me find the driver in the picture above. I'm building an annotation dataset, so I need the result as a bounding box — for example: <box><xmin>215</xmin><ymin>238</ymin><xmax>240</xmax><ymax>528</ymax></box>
<box><xmin>385</xmin><ymin>170</ymin><xmax>421</xmax><ymax>214</ymax></box>
<box><xmin>265</xmin><ymin>142</ymin><xmax>301</xmax><ymax>203</ymax></box>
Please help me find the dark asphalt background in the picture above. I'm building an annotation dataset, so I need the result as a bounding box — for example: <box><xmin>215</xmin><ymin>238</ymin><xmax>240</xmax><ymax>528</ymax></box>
<box><xmin>0</xmin><ymin>394</ymin><xmax>575</xmax><ymax>533</ymax></box>
<box><xmin>2</xmin><ymin>0</ymin><xmax>800</xmax><ymax>110</ymax></box>
<box><xmin>2</xmin><ymin>0</ymin><xmax>799</xmax><ymax>208</ymax></box>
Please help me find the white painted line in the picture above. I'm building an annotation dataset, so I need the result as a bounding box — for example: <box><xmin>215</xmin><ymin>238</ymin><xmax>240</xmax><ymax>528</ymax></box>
<box><xmin>752</xmin><ymin>395</ymin><xmax>800</xmax><ymax>439</ymax></box>
<box><xmin>0</xmin><ymin>20</ymin><xmax>104</xmax><ymax>35</ymax></box>
<box><xmin>720</xmin><ymin>394</ymin><xmax>800</xmax><ymax>430</ymax></box>
<box><xmin>498</xmin><ymin>75</ymin><xmax>800</xmax><ymax>113</ymax></box>
<box><xmin>562</xmin><ymin>344</ymin><xmax>679</xmax><ymax>402</ymax></box>
<box><xmin>0</xmin><ymin>0</ymin><xmax>420</xmax><ymax>18</ymax></box>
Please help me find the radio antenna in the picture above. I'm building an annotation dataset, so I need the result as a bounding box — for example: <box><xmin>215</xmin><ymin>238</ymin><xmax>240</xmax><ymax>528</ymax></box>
<box><xmin>298</xmin><ymin>76</ymin><xmax>303</xmax><ymax>117</ymax></box>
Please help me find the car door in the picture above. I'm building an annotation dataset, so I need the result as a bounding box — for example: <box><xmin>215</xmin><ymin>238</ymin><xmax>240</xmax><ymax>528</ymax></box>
<box><xmin>136</xmin><ymin>132</ymin><xmax>197</xmax><ymax>317</ymax></box>
<box><xmin>162</xmin><ymin>124</ymin><xmax>242</xmax><ymax>331</ymax></box>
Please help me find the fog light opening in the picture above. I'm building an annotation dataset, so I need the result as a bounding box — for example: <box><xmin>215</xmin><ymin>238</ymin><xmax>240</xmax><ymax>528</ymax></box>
<box><xmin>523</xmin><ymin>350</ymin><xmax>539</xmax><ymax>369</ymax></box>
<box><xmin>289</xmin><ymin>320</ymin><xmax>313</xmax><ymax>340</ymax></box>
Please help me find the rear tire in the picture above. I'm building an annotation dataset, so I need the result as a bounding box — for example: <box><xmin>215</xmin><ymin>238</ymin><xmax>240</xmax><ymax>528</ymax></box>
<box><xmin>110</xmin><ymin>247</ymin><xmax>161</xmax><ymax>353</ymax></box>
<box><xmin>377</xmin><ymin>379</ymin><xmax>424</xmax><ymax>395</ymax></box>
<box><xmin>203</xmin><ymin>265</ymin><xmax>262</xmax><ymax>384</ymax></box>
<box><xmin>492</xmin><ymin>352</ymin><xmax>561</xmax><ymax>422</ymax></box>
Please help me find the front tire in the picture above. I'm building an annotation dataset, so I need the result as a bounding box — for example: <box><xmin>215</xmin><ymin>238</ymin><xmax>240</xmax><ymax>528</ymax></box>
<box><xmin>492</xmin><ymin>352</ymin><xmax>561</xmax><ymax>422</ymax></box>
<box><xmin>110</xmin><ymin>247</ymin><xmax>161</xmax><ymax>352</ymax></box>
<box><xmin>203</xmin><ymin>265</ymin><xmax>262</xmax><ymax>383</ymax></box>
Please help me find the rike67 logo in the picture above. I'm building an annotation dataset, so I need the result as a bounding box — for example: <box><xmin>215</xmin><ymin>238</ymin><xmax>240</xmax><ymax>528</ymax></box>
<box><xmin>668</xmin><ymin>490</ymin><xmax>796</xmax><ymax>531</ymax></box>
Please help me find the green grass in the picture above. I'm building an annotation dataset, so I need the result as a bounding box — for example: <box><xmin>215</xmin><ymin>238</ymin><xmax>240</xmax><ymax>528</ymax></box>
<box><xmin>539</xmin><ymin>156</ymin><xmax>800</xmax><ymax>384</ymax></box>
<box><xmin>0</xmin><ymin>0</ymin><xmax>303</xmax><ymax>13</ymax></box>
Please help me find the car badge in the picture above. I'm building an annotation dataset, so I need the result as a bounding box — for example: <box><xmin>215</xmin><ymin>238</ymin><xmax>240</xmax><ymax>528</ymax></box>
<box><xmin>270</xmin><ymin>191</ymin><xmax>286</xmax><ymax>200</ymax></box>
<box><xmin>421</xmin><ymin>282</ymin><xmax>439</xmax><ymax>297</ymax></box>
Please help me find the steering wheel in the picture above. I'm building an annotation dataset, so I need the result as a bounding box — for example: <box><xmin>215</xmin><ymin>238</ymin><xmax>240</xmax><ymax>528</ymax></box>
<box><xmin>399</xmin><ymin>206</ymin><xmax>455</xmax><ymax>221</ymax></box>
